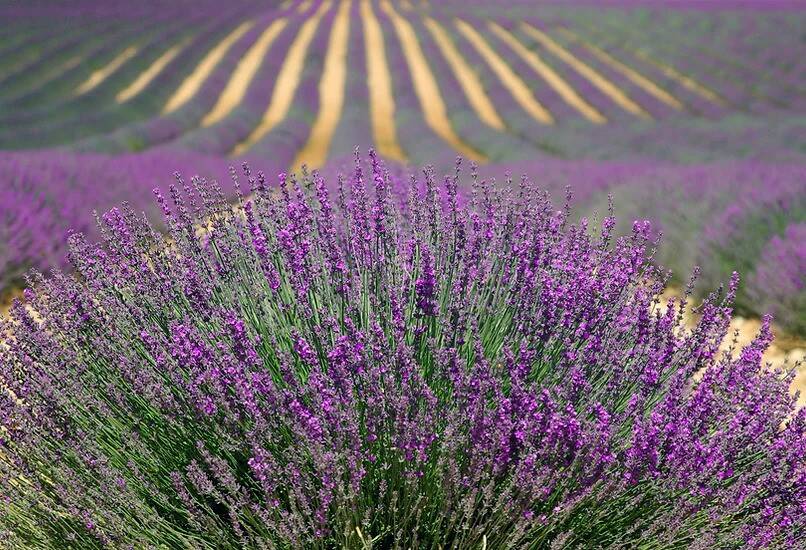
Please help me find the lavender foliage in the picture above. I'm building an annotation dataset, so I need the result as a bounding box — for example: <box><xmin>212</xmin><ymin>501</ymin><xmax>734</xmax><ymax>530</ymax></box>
<box><xmin>1</xmin><ymin>155</ymin><xmax>803</xmax><ymax>548</ymax></box>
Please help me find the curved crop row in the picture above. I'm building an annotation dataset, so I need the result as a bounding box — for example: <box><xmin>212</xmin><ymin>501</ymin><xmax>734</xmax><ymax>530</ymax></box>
<box><xmin>0</xmin><ymin>7</ymin><xmax>260</xmax><ymax>148</ymax></box>
<box><xmin>3</xmin><ymin>1</ymin><xmax>800</xmax><ymax>165</ymax></box>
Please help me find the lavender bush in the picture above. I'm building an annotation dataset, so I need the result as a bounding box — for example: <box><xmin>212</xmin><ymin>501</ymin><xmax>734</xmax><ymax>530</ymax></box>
<box><xmin>1</xmin><ymin>154</ymin><xmax>803</xmax><ymax>548</ymax></box>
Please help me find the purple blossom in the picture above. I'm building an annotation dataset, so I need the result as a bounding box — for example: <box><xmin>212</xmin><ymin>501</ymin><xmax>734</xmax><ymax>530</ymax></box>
<box><xmin>414</xmin><ymin>241</ymin><xmax>437</xmax><ymax>317</ymax></box>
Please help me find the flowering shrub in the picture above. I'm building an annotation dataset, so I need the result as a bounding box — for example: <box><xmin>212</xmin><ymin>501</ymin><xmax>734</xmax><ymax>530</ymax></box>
<box><xmin>1</xmin><ymin>154</ymin><xmax>803</xmax><ymax>548</ymax></box>
<box><xmin>560</xmin><ymin>160</ymin><xmax>806</xmax><ymax>335</ymax></box>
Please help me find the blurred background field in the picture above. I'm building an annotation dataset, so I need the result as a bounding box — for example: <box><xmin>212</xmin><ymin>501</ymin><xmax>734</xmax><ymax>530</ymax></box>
<box><xmin>0</xmin><ymin>0</ymin><xmax>803</xmax><ymax>393</ymax></box>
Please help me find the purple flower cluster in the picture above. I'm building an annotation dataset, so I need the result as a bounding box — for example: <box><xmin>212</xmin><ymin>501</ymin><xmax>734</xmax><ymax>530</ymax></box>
<box><xmin>1</xmin><ymin>154</ymin><xmax>802</xmax><ymax>547</ymax></box>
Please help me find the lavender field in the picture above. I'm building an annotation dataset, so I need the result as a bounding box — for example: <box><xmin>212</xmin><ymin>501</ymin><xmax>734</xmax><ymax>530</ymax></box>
<box><xmin>0</xmin><ymin>0</ymin><xmax>804</xmax><ymax>547</ymax></box>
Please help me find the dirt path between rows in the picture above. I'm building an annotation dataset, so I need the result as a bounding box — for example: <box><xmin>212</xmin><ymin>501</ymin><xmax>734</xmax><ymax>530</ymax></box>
<box><xmin>658</xmin><ymin>288</ymin><xmax>805</xmax><ymax>405</ymax></box>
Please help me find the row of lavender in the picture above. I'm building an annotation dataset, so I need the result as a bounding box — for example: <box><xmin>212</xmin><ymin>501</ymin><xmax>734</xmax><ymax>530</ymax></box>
<box><xmin>2</xmin><ymin>150</ymin><xmax>804</xmax><ymax>336</ymax></box>
<box><xmin>0</xmin><ymin>1</ymin><xmax>274</xmax><ymax>150</ymax></box>
<box><xmin>423</xmin><ymin>7</ymin><xmax>805</xmax><ymax>162</ymax></box>
<box><xmin>461</xmin><ymin>0</ymin><xmax>806</xmax><ymax>115</ymax></box>
<box><xmin>0</xmin><ymin>150</ymin><xmax>241</xmax><ymax>288</ymax></box>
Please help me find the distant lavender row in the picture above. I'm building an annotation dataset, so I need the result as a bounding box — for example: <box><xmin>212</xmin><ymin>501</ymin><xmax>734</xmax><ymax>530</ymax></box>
<box><xmin>0</xmin><ymin>4</ymin><xmax>262</xmax><ymax>150</ymax></box>
<box><xmin>0</xmin><ymin>0</ymin><xmax>266</xmax><ymax>19</ymax></box>
<box><xmin>436</xmin><ymin>0</ymin><xmax>806</xmax><ymax>12</ymax></box>
<box><xmin>435</xmin><ymin>2</ymin><xmax>804</xmax><ymax>119</ymax></box>
<box><xmin>559</xmin><ymin>12</ymin><xmax>803</xmax><ymax>114</ymax></box>
<box><xmin>2</xmin><ymin>1</ymin><xmax>803</xmax><ymax>163</ymax></box>
<box><xmin>0</xmin><ymin>150</ymin><xmax>241</xmax><ymax>290</ymax></box>
<box><xmin>748</xmin><ymin>224</ymin><xmax>805</xmax><ymax>336</ymax></box>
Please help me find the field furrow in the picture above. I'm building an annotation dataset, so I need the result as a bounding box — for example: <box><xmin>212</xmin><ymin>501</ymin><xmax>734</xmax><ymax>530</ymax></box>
<box><xmin>68</xmin><ymin>6</ymin><xmax>269</xmax><ymax>152</ymax></box>
<box><xmin>423</xmin><ymin>13</ymin><xmax>560</xmax><ymax>156</ymax></box>
<box><xmin>634</xmin><ymin>49</ymin><xmax>727</xmax><ymax>108</ymax></box>
<box><xmin>0</xmin><ymin>23</ymin><xmax>116</xmax><ymax>102</ymax></box>
<box><xmin>230</xmin><ymin>0</ymin><xmax>337</xmax><ymax>167</ymax></box>
<box><xmin>621</xmin><ymin>13</ymin><xmax>800</xmax><ymax>109</ymax></box>
<box><xmin>422</xmin><ymin>16</ymin><xmax>506</xmax><ymax>132</ymax></box>
<box><xmin>376</xmin><ymin>4</ymin><xmax>460</xmax><ymax>165</ymax></box>
<box><xmin>169</xmin><ymin>12</ymin><xmax>303</xmax><ymax>156</ymax></box>
<box><xmin>569</xmin><ymin>17</ymin><xmax>733</xmax><ymax>110</ymax></box>
<box><xmin>292</xmin><ymin>0</ymin><xmax>352</xmax><ymax>171</ymax></box>
<box><xmin>359</xmin><ymin>0</ymin><xmax>407</xmax><ymax>163</ymax></box>
<box><xmin>556</xmin><ymin>28</ymin><xmax>720</xmax><ymax>117</ymax></box>
<box><xmin>75</xmin><ymin>46</ymin><xmax>140</xmax><ymax>96</ymax></box>
<box><xmin>326</xmin><ymin>0</ymin><xmax>373</xmax><ymax>160</ymax></box>
<box><xmin>201</xmin><ymin>19</ymin><xmax>289</xmax><ymax>127</ymax></box>
<box><xmin>0</xmin><ymin>19</ymin><xmax>224</xmax><ymax>148</ymax></box>
<box><xmin>232</xmin><ymin>1</ymin><xmax>333</xmax><ymax>158</ymax></box>
<box><xmin>0</xmin><ymin>24</ymin><xmax>91</xmax><ymax>79</ymax></box>
<box><xmin>472</xmin><ymin>17</ymin><xmax>593</xmax><ymax>125</ymax></box>
<box><xmin>490</xmin><ymin>21</ymin><xmax>606</xmax><ymax>124</ymax></box>
<box><xmin>520</xmin><ymin>22</ymin><xmax>651</xmax><ymax>120</ymax></box>
<box><xmin>163</xmin><ymin>20</ymin><xmax>256</xmax><ymax>115</ymax></box>
<box><xmin>413</xmin><ymin>15</ymin><xmax>535</xmax><ymax>162</ymax></box>
<box><xmin>0</xmin><ymin>24</ymin><xmax>52</xmax><ymax>63</ymax></box>
<box><xmin>557</xmin><ymin>27</ymin><xmax>685</xmax><ymax>113</ymax></box>
<box><xmin>380</xmin><ymin>0</ymin><xmax>486</xmax><ymax>162</ymax></box>
<box><xmin>116</xmin><ymin>38</ymin><xmax>194</xmax><ymax>104</ymax></box>
<box><xmin>0</xmin><ymin>21</ymin><xmax>153</xmax><ymax>113</ymax></box>
<box><xmin>456</xmin><ymin>18</ymin><xmax>554</xmax><ymax>125</ymax></box>
<box><xmin>541</xmin><ymin>27</ymin><xmax>678</xmax><ymax>120</ymax></box>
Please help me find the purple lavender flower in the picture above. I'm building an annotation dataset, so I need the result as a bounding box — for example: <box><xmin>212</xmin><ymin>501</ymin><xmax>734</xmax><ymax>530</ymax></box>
<box><xmin>414</xmin><ymin>241</ymin><xmax>437</xmax><ymax>317</ymax></box>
